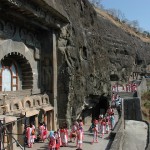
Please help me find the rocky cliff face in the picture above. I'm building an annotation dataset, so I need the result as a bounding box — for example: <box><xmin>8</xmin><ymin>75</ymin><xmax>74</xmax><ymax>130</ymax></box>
<box><xmin>47</xmin><ymin>0</ymin><xmax>150</xmax><ymax>123</ymax></box>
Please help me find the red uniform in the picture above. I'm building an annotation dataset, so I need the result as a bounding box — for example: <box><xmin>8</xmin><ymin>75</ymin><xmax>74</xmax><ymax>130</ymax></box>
<box><xmin>60</xmin><ymin>128</ymin><xmax>68</xmax><ymax>146</ymax></box>
<box><xmin>76</xmin><ymin>127</ymin><xmax>83</xmax><ymax>149</ymax></box>
<box><xmin>49</xmin><ymin>135</ymin><xmax>56</xmax><ymax>150</ymax></box>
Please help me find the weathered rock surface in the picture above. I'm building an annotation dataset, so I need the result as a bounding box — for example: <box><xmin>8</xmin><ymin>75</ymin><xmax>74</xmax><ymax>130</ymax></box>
<box><xmin>44</xmin><ymin>0</ymin><xmax>150</xmax><ymax>123</ymax></box>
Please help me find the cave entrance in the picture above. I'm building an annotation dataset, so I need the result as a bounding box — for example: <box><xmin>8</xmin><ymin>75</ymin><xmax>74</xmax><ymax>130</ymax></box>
<box><xmin>82</xmin><ymin>94</ymin><xmax>109</xmax><ymax>125</ymax></box>
<box><xmin>92</xmin><ymin>94</ymin><xmax>109</xmax><ymax>120</ymax></box>
<box><xmin>110</xmin><ymin>74</ymin><xmax>119</xmax><ymax>81</ymax></box>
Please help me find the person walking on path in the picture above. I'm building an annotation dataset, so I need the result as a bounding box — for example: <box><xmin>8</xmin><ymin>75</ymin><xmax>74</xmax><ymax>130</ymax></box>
<box><xmin>105</xmin><ymin>118</ymin><xmax>110</xmax><ymax>134</ymax></box>
<box><xmin>100</xmin><ymin>118</ymin><xmax>106</xmax><ymax>138</ymax></box>
<box><xmin>26</xmin><ymin>124</ymin><xmax>34</xmax><ymax>148</ymax></box>
<box><xmin>42</xmin><ymin>122</ymin><xmax>48</xmax><ymax>142</ymax></box>
<box><xmin>48</xmin><ymin>131</ymin><xmax>56</xmax><ymax>150</ymax></box>
<box><xmin>60</xmin><ymin>126</ymin><xmax>68</xmax><ymax>147</ymax></box>
<box><xmin>91</xmin><ymin>119</ymin><xmax>99</xmax><ymax>144</ymax></box>
<box><xmin>31</xmin><ymin>123</ymin><xmax>36</xmax><ymax>144</ymax></box>
<box><xmin>39</xmin><ymin>122</ymin><xmax>45</xmax><ymax>142</ymax></box>
<box><xmin>69</xmin><ymin>122</ymin><xmax>77</xmax><ymax>142</ymax></box>
<box><xmin>76</xmin><ymin>126</ymin><xmax>83</xmax><ymax>150</ymax></box>
<box><xmin>110</xmin><ymin>113</ymin><xmax>115</xmax><ymax>130</ymax></box>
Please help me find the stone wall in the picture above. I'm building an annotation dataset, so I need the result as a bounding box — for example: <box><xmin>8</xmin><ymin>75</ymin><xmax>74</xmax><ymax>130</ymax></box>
<box><xmin>54</xmin><ymin>0</ymin><xmax>150</xmax><ymax>122</ymax></box>
<box><xmin>137</xmin><ymin>77</ymin><xmax>148</xmax><ymax>99</ymax></box>
<box><xmin>1</xmin><ymin>0</ymin><xmax>150</xmax><ymax>125</ymax></box>
<box><xmin>146</xmin><ymin>123</ymin><xmax>150</xmax><ymax>150</ymax></box>
<box><xmin>124</xmin><ymin>98</ymin><xmax>142</xmax><ymax>121</ymax></box>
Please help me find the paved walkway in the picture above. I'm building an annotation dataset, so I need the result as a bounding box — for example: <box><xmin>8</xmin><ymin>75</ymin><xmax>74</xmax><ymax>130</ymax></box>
<box><xmin>25</xmin><ymin>110</ymin><xmax>118</xmax><ymax>150</ymax></box>
<box><xmin>122</xmin><ymin>120</ymin><xmax>148</xmax><ymax>150</ymax></box>
<box><xmin>25</xmin><ymin>127</ymin><xmax>111</xmax><ymax>150</ymax></box>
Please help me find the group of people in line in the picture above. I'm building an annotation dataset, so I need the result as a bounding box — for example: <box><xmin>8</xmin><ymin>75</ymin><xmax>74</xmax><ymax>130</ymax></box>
<box><xmin>111</xmin><ymin>92</ymin><xmax>122</xmax><ymax>118</ymax></box>
<box><xmin>90</xmin><ymin>106</ymin><xmax>115</xmax><ymax>144</ymax></box>
<box><xmin>47</xmin><ymin>106</ymin><xmax>116</xmax><ymax>150</ymax></box>
<box><xmin>112</xmin><ymin>92</ymin><xmax>121</xmax><ymax>102</ymax></box>
<box><xmin>48</xmin><ymin>120</ymin><xmax>84</xmax><ymax>150</ymax></box>
<box><xmin>25</xmin><ymin>107</ymin><xmax>116</xmax><ymax>150</ymax></box>
<box><xmin>25</xmin><ymin>122</ymin><xmax>47</xmax><ymax>148</ymax></box>
<box><xmin>25</xmin><ymin>120</ymin><xmax>84</xmax><ymax>150</ymax></box>
<box><xmin>112</xmin><ymin>82</ymin><xmax>137</xmax><ymax>93</ymax></box>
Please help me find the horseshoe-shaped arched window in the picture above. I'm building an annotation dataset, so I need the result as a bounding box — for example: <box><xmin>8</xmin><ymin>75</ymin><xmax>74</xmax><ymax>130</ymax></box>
<box><xmin>0</xmin><ymin>61</ymin><xmax>18</xmax><ymax>91</ymax></box>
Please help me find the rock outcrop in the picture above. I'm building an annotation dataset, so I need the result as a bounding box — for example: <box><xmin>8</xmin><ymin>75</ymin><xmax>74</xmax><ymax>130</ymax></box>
<box><xmin>44</xmin><ymin>0</ymin><xmax>150</xmax><ymax>123</ymax></box>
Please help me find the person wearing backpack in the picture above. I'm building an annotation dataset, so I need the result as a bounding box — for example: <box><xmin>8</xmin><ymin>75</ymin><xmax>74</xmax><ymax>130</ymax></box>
<box><xmin>26</xmin><ymin>124</ymin><xmax>34</xmax><ymax>148</ymax></box>
<box><xmin>42</xmin><ymin>122</ymin><xmax>48</xmax><ymax>142</ymax></box>
<box><xmin>31</xmin><ymin>123</ymin><xmax>36</xmax><ymax>144</ymax></box>
<box><xmin>48</xmin><ymin>131</ymin><xmax>56</xmax><ymax>150</ymax></box>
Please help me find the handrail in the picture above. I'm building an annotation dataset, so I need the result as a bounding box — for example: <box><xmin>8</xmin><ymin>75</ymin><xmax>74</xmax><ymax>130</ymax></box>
<box><xmin>3</xmin><ymin>127</ymin><xmax>24</xmax><ymax>150</ymax></box>
<box><xmin>0</xmin><ymin>116</ymin><xmax>26</xmax><ymax>150</ymax></box>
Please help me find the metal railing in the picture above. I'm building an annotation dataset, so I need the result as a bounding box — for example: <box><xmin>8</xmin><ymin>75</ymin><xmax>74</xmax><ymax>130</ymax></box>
<box><xmin>0</xmin><ymin>114</ymin><xmax>26</xmax><ymax>150</ymax></box>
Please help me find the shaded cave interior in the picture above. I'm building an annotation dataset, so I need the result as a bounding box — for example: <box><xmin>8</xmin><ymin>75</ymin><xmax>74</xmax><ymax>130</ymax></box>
<box><xmin>81</xmin><ymin>94</ymin><xmax>109</xmax><ymax>124</ymax></box>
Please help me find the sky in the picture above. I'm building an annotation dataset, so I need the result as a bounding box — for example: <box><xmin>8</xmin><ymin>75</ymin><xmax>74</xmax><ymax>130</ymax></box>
<box><xmin>100</xmin><ymin>0</ymin><xmax>150</xmax><ymax>32</ymax></box>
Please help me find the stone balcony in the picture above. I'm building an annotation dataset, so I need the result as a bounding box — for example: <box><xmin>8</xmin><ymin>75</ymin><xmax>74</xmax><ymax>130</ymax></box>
<box><xmin>0</xmin><ymin>91</ymin><xmax>53</xmax><ymax>116</ymax></box>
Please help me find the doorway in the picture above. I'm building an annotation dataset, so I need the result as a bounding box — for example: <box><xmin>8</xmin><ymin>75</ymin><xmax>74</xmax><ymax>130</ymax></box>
<box><xmin>92</xmin><ymin>94</ymin><xmax>109</xmax><ymax>120</ymax></box>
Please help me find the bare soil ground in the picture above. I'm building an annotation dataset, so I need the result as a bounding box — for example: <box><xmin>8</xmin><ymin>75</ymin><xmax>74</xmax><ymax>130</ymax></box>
<box><xmin>94</xmin><ymin>7</ymin><xmax>150</xmax><ymax>43</ymax></box>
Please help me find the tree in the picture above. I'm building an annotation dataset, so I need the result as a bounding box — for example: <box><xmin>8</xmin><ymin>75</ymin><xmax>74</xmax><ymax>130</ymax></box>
<box><xmin>89</xmin><ymin>0</ymin><xmax>102</xmax><ymax>6</ymax></box>
<box><xmin>106</xmin><ymin>8</ymin><xmax>125</xmax><ymax>21</ymax></box>
<box><xmin>143</xmin><ymin>31</ymin><xmax>150</xmax><ymax>37</ymax></box>
<box><xmin>130</xmin><ymin>20</ymin><xmax>139</xmax><ymax>28</ymax></box>
<box><xmin>117</xmin><ymin>9</ymin><xmax>125</xmax><ymax>21</ymax></box>
<box><xmin>107</xmin><ymin>8</ymin><xmax>117</xmax><ymax>17</ymax></box>
<box><xmin>89</xmin><ymin>0</ymin><xmax>104</xmax><ymax>9</ymax></box>
<box><xmin>137</xmin><ymin>27</ymin><xmax>144</xmax><ymax>34</ymax></box>
<box><xmin>122</xmin><ymin>18</ymin><xmax>129</xmax><ymax>24</ymax></box>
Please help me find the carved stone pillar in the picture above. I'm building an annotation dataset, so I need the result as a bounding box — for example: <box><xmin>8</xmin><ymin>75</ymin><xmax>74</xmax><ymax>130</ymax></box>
<box><xmin>35</xmin><ymin>115</ymin><xmax>38</xmax><ymax>129</ymax></box>
<box><xmin>52</xmin><ymin>110</ymin><xmax>55</xmax><ymax>130</ymax></box>
<box><xmin>47</xmin><ymin>111</ymin><xmax>51</xmax><ymax>131</ymax></box>
<box><xmin>17</xmin><ymin>119</ymin><xmax>24</xmax><ymax>146</ymax></box>
<box><xmin>53</xmin><ymin>31</ymin><xmax>58</xmax><ymax>130</ymax></box>
<box><xmin>44</xmin><ymin>112</ymin><xmax>47</xmax><ymax>126</ymax></box>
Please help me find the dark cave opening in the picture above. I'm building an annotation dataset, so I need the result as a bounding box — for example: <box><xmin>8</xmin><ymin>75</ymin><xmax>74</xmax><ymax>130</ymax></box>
<box><xmin>110</xmin><ymin>74</ymin><xmax>119</xmax><ymax>81</ymax></box>
<box><xmin>81</xmin><ymin>94</ymin><xmax>109</xmax><ymax>124</ymax></box>
<box><xmin>92</xmin><ymin>94</ymin><xmax>109</xmax><ymax>120</ymax></box>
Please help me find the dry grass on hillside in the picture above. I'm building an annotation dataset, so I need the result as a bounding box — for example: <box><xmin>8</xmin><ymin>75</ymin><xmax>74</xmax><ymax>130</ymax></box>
<box><xmin>94</xmin><ymin>7</ymin><xmax>150</xmax><ymax>43</ymax></box>
<box><xmin>141</xmin><ymin>91</ymin><xmax>150</xmax><ymax>123</ymax></box>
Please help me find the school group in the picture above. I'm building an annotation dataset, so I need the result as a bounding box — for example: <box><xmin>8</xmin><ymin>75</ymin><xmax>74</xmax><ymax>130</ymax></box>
<box><xmin>25</xmin><ymin>107</ymin><xmax>116</xmax><ymax>150</ymax></box>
